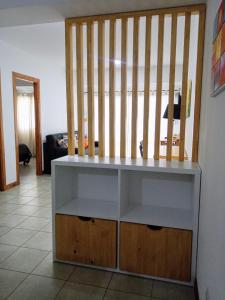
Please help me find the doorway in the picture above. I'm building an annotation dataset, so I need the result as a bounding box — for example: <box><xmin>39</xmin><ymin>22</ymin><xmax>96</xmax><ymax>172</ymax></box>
<box><xmin>12</xmin><ymin>72</ymin><xmax>42</xmax><ymax>185</ymax></box>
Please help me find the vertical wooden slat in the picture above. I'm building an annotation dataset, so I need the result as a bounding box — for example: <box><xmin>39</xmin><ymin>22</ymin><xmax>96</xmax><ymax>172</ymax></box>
<box><xmin>120</xmin><ymin>18</ymin><xmax>127</xmax><ymax>158</ymax></box>
<box><xmin>109</xmin><ymin>19</ymin><xmax>115</xmax><ymax>158</ymax></box>
<box><xmin>142</xmin><ymin>16</ymin><xmax>152</xmax><ymax>160</ymax></box>
<box><xmin>87</xmin><ymin>22</ymin><xmax>95</xmax><ymax>157</ymax></box>
<box><xmin>154</xmin><ymin>14</ymin><xmax>164</xmax><ymax>160</ymax></box>
<box><xmin>166</xmin><ymin>13</ymin><xmax>178</xmax><ymax>160</ymax></box>
<box><xmin>65</xmin><ymin>21</ymin><xmax>75</xmax><ymax>155</ymax></box>
<box><xmin>131</xmin><ymin>16</ymin><xmax>139</xmax><ymax>159</ymax></box>
<box><xmin>98</xmin><ymin>20</ymin><xmax>105</xmax><ymax>157</ymax></box>
<box><xmin>192</xmin><ymin>10</ymin><xmax>206</xmax><ymax>162</ymax></box>
<box><xmin>76</xmin><ymin>23</ymin><xmax>85</xmax><ymax>156</ymax></box>
<box><xmin>179</xmin><ymin>12</ymin><xmax>191</xmax><ymax>161</ymax></box>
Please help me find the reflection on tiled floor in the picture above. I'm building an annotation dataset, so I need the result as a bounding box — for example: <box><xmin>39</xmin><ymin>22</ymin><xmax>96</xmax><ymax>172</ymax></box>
<box><xmin>0</xmin><ymin>160</ymin><xmax>196</xmax><ymax>299</ymax></box>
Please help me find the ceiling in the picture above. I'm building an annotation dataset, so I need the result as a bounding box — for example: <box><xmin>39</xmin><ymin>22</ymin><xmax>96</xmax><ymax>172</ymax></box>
<box><xmin>0</xmin><ymin>22</ymin><xmax>65</xmax><ymax>66</ymax></box>
<box><xmin>0</xmin><ymin>14</ymin><xmax>199</xmax><ymax>68</ymax></box>
<box><xmin>0</xmin><ymin>0</ymin><xmax>205</xmax><ymax>27</ymax></box>
<box><xmin>0</xmin><ymin>0</ymin><xmax>63</xmax><ymax>10</ymax></box>
<box><xmin>0</xmin><ymin>0</ymin><xmax>201</xmax><ymax>68</ymax></box>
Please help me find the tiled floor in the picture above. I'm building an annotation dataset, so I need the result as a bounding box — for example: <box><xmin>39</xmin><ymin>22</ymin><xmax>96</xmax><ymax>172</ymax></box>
<box><xmin>0</xmin><ymin>159</ymin><xmax>196</xmax><ymax>299</ymax></box>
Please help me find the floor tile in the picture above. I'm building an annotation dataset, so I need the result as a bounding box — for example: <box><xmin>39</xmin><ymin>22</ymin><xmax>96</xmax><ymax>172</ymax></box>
<box><xmin>0</xmin><ymin>203</ymin><xmax>22</xmax><ymax>214</ymax></box>
<box><xmin>32</xmin><ymin>207</ymin><xmax>52</xmax><ymax>218</ymax></box>
<box><xmin>152</xmin><ymin>281</ymin><xmax>195</xmax><ymax>300</ymax></box>
<box><xmin>18</xmin><ymin>184</ymin><xmax>36</xmax><ymax>190</ymax></box>
<box><xmin>20</xmin><ymin>190</ymin><xmax>43</xmax><ymax>198</ymax></box>
<box><xmin>13</xmin><ymin>205</ymin><xmax>40</xmax><ymax>216</ymax></box>
<box><xmin>0</xmin><ymin>214</ymin><xmax>28</xmax><ymax>227</ymax></box>
<box><xmin>32</xmin><ymin>185</ymin><xmax>51</xmax><ymax>193</ymax></box>
<box><xmin>69</xmin><ymin>266</ymin><xmax>112</xmax><ymax>288</ymax></box>
<box><xmin>56</xmin><ymin>281</ymin><xmax>105</xmax><ymax>300</ymax></box>
<box><xmin>0</xmin><ymin>228</ymin><xmax>36</xmax><ymax>246</ymax></box>
<box><xmin>0</xmin><ymin>247</ymin><xmax>48</xmax><ymax>273</ymax></box>
<box><xmin>2</xmin><ymin>189</ymin><xmax>27</xmax><ymax>198</ymax></box>
<box><xmin>23</xmin><ymin>231</ymin><xmax>52</xmax><ymax>251</ymax></box>
<box><xmin>41</xmin><ymin>222</ymin><xmax>52</xmax><ymax>232</ymax></box>
<box><xmin>17</xmin><ymin>216</ymin><xmax>50</xmax><ymax>230</ymax></box>
<box><xmin>5</xmin><ymin>196</ymin><xmax>34</xmax><ymax>205</ymax></box>
<box><xmin>109</xmin><ymin>274</ymin><xmax>153</xmax><ymax>297</ymax></box>
<box><xmin>0</xmin><ymin>244</ymin><xmax>18</xmax><ymax>262</ymax></box>
<box><xmin>42</xmin><ymin>191</ymin><xmax>51</xmax><ymax>197</ymax></box>
<box><xmin>0</xmin><ymin>194</ymin><xmax>16</xmax><ymax>201</ymax></box>
<box><xmin>8</xmin><ymin>274</ymin><xmax>64</xmax><ymax>300</ymax></box>
<box><xmin>32</xmin><ymin>252</ymin><xmax>74</xmax><ymax>280</ymax></box>
<box><xmin>0</xmin><ymin>226</ymin><xmax>11</xmax><ymax>237</ymax></box>
<box><xmin>0</xmin><ymin>269</ymin><xmax>27</xmax><ymax>300</ymax></box>
<box><xmin>27</xmin><ymin>198</ymin><xmax>51</xmax><ymax>207</ymax></box>
<box><xmin>104</xmin><ymin>289</ymin><xmax>150</xmax><ymax>300</ymax></box>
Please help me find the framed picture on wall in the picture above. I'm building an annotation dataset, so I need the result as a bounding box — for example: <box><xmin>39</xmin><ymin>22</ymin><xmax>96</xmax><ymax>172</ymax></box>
<box><xmin>211</xmin><ymin>0</ymin><xmax>225</xmax><ymax>96</ymax></box>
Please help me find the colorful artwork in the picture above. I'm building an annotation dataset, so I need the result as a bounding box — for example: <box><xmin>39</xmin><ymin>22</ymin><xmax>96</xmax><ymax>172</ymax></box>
<box><xmin>212</xmin><ymin>0</ymin><xmax>225</xmax><ymax>96</ymax></box>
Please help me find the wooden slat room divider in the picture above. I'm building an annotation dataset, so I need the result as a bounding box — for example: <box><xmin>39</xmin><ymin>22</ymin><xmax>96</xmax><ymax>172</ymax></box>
<box><xmin>166</xmin><ymin>13</ymin><xmax>177</xmax><ymax>161</ymax></box>
<box><xmin>120</xmin><ymin>18</ymin><xmax>127</xmax><ymax>158</ymax></box>
<box><xmin>65</xmin><ymin>4</ymin><xmax>206</xmax><ymax>162</ymax></box>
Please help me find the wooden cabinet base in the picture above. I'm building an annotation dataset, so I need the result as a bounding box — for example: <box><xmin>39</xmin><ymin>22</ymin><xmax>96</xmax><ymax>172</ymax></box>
<box><xmin>120</xmin><ymin>222</ymin><xmax>192</xmax><ymax>282</ymax></box>
<box><xmin>55</xmin><ymin>214</ymin><xmax>117</xmax><ymax>268</ymax></box>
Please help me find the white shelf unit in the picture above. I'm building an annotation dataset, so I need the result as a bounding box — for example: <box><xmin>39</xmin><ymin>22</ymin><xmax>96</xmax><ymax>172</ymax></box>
<box><xmin>54</xmin><ymin>165</ymin><xmax>119</xmax><ymax>220</ymax></box>
<box><xmin>52</xmin><ymin>155</ymin><xmax>201</xmax><ymax>285</ymax></box>
<box><xmin>119</xmin><ymin>170</ymin><xmax>194</xmax><ymax>230</ymax></box>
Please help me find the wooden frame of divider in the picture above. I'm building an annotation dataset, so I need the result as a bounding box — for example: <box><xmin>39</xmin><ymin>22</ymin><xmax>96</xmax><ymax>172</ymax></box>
<box><xmin>166</xmin><ymin>13</ymin><xmax>178</xmax><ymax>161</ymax></box>
<box><xmin>120</xmin><ymin>18</ymin><xmax>127</xmax><ymax>158</ymax></box>
<box><xmin>109</xmin><ymin>19</ymin><xmax>116</xmax><ymax>158</ymax></box>
<box><xmin>154</xmin><ymin>14</ymin><xmax>164</xmax><ymax>161</ymax></box>
<box><xmin>65</xmin><ymin>4</ymin><xmax>206</xmax><ymax>162</ymax></box>
<box><xmin>98</xmin><ymin>20</ymin><xmax>105</xmax><ymax>158</ymax></box>
<box><xmin>142</xmin><ymin>15</ymin><xmax>152</xmax><ymax>160</ymax></box>
<box><xmin>87</xmin><ymin>22</ymin><xmax>95</xmax><ymax>157</ymax></box>
<box><xmin>65</xmin><ymin>20</ymin><xmax>75</xmax><ymax>155</ymax></box>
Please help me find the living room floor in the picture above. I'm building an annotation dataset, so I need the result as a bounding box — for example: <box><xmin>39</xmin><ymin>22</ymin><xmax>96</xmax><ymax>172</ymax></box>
<box><xmin>0</xmin><ymin>160</ymin><xmax>196</xmax><ymax>300</ymax></box>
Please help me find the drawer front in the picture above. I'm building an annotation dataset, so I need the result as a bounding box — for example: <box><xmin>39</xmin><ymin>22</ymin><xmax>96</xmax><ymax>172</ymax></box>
<box><xmin>120</xmin><ymin>222</ymin><xmax>192</xmax><ymax>281</ymax></box>
<box><xmin>55</xmin><ymin>214</ymin><xmax>117</xmax><ymax>268</ymax></box>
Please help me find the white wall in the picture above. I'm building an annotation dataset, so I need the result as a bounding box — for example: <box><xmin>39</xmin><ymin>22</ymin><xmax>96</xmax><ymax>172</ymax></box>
<box><xmin>0</xmin><ymin>39</ymin><xmax>67</xmax><ymax>184</ymax></box>
<box><xmin>197</xmin><ymin>0</ymin><xmax>225</xmax><ymax>299</ymax></box>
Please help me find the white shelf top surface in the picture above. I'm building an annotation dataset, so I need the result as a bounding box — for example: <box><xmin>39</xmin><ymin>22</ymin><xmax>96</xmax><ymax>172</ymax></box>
<box><xmin>56</xmin><ymin>198</ymin><xmax>118</xmax><ymax>220</ymax></box>
<box><xmin>52</xmin><ymin>155</ymin><xmax>201</xmax><ymax>175</ymax></box>
<box><xmin>120</xmin><ymin>204</ymin><xmax>193</xmax><ymax>230</ymax></box>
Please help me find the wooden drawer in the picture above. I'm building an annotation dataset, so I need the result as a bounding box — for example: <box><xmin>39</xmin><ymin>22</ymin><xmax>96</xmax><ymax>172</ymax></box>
<box><xmin>55</xmin><ymin>214</ymin><xmax>117</xmax><ymax>268</ymax></box>
<box><xmin>120</xmin><ymin>222</ymin><xmax>192</xmax><ymax>281</ymax></box>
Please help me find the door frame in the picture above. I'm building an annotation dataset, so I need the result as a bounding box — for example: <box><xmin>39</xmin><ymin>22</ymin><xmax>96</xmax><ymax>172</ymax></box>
<box><xmin>0</xmin><ymin>72</ymin><xmax>6</xmax><ymax>191</ymax></box>
<box><xmin>12</xmin><ymin>72</ymin><xmax>42</xmax><ymax>184</ymax></box>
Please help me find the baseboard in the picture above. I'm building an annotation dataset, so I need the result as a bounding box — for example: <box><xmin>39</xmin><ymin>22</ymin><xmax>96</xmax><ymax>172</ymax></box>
<box><xmin>194</xmin><ymin>279</ymin><xmax>199</xmax><ymax>300</ymax></box>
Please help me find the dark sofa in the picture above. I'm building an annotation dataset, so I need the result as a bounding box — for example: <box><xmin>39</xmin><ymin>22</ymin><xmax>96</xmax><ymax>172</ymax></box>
<box><xmin>43</xmin><ymin>132</ymin><xmax>98</xmax><ymax>174</ymax></box>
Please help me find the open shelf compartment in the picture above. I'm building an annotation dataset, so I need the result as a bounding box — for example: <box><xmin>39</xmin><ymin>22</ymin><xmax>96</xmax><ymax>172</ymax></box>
<box><xmin>54</xmin><ymin>165</ymin><xmax>119</xmax><ymax>220</ymax></box>
<box><xmin>119</xmin><ymin>169</ymin><xmax>194</xmax><ymax>230</ymax></box>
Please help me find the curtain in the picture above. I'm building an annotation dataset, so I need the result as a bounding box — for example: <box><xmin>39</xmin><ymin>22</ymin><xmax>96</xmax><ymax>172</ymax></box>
<box><xmin>17</xmin><ymin>92</ymin><xmax>36</xmax><ymax>156</ymax></box>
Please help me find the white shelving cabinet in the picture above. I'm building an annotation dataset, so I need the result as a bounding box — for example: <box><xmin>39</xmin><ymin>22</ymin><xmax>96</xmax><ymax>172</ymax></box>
<box><xmin>119</xmin><ymin>170</ymin><xmax>194</xmax><ymax>229</ymax></box>
<box><xmin>52</xmin><ymin>155</ymin><xmax>201</xmax><ymax>285</ymax></box>
<box><xmin>54</xmin><ymin>165</ymin><xmax>119</xmax><ymax>220</ymax></box>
